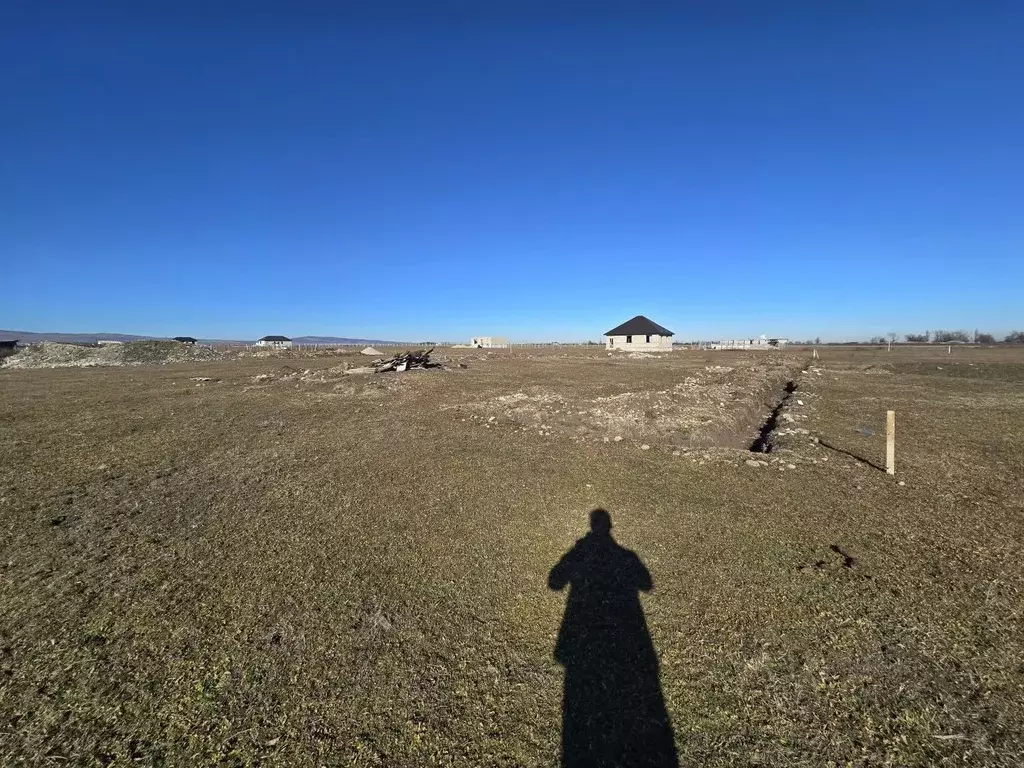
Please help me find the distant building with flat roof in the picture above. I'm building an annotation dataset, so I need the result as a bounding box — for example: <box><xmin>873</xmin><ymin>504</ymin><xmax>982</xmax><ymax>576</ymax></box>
<box><xmin>471</xmin><ymin>336</ymin><xmax>508</xmax><ymax>348</ymax></box>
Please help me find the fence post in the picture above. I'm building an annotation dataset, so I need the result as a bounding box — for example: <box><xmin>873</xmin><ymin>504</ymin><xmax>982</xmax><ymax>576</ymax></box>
<box><xmin>886</xmin><ymin>410</ymin><xmax>896</xmax><ymax>475</ymax></box>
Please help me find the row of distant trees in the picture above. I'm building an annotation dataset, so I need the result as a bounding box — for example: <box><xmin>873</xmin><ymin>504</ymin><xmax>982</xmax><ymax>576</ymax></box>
<box><xmin>901</xmin><ymin>330</ymin><xmax>1024</xmax><ymax>344</ymax></box>
<box><xmin>794</xmin><ymin>330</ymin><xmax>1024</xmax><ymax>345</ymax></box>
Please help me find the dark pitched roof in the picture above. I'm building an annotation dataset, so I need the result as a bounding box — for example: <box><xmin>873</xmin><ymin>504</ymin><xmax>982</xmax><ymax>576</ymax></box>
<box><xmin>259</xmin><ymin>335</ymin><xmax>291</xmax><ymax>342</ymax></box>
<box><xmin>173</xmin><ymin>336</ymin><xmax>197</xmax><ymax>343</ymax></box>
<box><xmin>604</xmin><ymin>315</ymin><xmax>674</xmax><ymax>337</ymax></box>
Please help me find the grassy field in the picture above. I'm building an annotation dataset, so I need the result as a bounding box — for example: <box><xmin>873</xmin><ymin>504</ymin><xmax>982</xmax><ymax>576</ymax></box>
<box><xmin>2</xmin><ymin>345</ymin><xmax>1023</xmax><ymax>766</ymax></box>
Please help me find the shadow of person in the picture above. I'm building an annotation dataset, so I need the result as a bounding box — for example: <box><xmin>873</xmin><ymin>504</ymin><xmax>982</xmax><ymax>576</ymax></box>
<box><xmin>549</xmin><ymin>509</ymin><xmax>678</xmax><ymax>767</ymax></box>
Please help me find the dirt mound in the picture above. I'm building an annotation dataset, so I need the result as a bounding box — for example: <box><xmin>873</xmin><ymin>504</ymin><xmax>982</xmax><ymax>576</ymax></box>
<box><xmin>2</xmin><ymin>341</ymin><xmax>220</xmax><ymax>369</ymax></box>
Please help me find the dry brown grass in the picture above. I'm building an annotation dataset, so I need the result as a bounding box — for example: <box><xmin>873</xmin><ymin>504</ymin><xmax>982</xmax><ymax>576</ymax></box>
<box><xmin>1</xmin><ymin>345</ymin><xmax>1023</xmax><ymax>765</ymax></box>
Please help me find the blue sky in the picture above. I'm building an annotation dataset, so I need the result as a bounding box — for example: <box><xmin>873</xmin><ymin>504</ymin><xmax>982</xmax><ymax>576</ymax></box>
<box><xmin>2</xmin><ymin>2</ymin><xmax>1021</xmax><ymax>342</ymax></box>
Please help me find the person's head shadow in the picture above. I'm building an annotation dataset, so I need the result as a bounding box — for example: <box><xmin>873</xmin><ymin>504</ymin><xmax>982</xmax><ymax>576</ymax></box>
<box><xmin>548</xmin><ymin>509</ymin><xmax>678</xmax><ymax>767</ymax></box>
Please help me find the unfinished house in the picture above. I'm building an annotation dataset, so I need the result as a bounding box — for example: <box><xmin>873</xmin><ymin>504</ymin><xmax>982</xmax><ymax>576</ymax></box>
<box><xmin>471</xmin><ymin>336</ymin><xmax>508</xmax><ymax>349</ymax></box>
<box><xmin>708</xmin><ymin>335</ymin><xmax>789</xmax><ymax>350</ymax></box>
<box><xmin>604</xmin><ymin>316</ymin><xmax>674</xmax><ymax>352</ymax></box>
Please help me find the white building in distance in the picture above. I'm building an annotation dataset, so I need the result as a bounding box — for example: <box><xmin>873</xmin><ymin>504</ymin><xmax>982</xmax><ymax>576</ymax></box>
<box><xmin>708</xmin><ymin>335</ymin><xmax>788</xmax><ymax>350</ymax></box>
<box><xmin>471</xmin><ymin>336</ymin><xmax>508</xmax><ymax>348</ymax></box>
<box><xmin>604</xmin><ymin>316</ymin><xmax>674</xmax><ymax>352</ymax></box>
<box><xmin>257</xmin><ymin>335</ymin><xmax>292</xmax><ymax>349</ymax></box>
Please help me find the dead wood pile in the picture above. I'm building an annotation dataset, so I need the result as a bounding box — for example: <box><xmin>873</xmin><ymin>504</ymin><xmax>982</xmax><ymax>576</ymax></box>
<box><xmin>373</xmin><ymin>348</ymin><xmax>439</xmax><ymax>373</ymax></box>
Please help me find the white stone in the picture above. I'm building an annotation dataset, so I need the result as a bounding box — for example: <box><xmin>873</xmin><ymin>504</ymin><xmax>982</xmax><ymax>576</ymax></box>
<box><xmin>640</xmin><ymin>444</ymin><xmax>650</xmax><ymax>451</ymax></box>
<box><xmin>613</xmin><ymin>436</ymin><xmax>623</xmax><ymax>442</ymax></box>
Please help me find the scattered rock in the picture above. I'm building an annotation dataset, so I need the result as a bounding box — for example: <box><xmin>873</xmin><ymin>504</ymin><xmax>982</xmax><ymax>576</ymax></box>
<box><xmin>640</xmin><ymin>444</ymin><xmax>650</xmax><ymax>451</ymax></box>
<box><xmin>613</xmin><ymin>436</ymin><xmax>623</xmax><ymax>442</ymax></box>
<box><xmin>745</xmin><ymin>459</ymin><xmax>761</xmax><ymax>467</ymax></box>
<box><xmin>898</xmin><ymin>481</ymin><xmax>905</xmax><ymax>487</ymax></box>
<box><xmin>786</xmin><ymin>463</ymin><xmax>796</xmax><ymax>470</ymax></box>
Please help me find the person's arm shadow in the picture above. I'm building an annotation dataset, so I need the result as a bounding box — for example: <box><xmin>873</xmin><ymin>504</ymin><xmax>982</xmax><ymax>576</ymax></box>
<box><xmin>631</xmin><ymin>550</ymin><xmax>653</xmax><ymax>593</ymax></box>
<box><xmin>548</xmin><ymin>545</ymin><xmax>578</xmax><ymax>591</ymax></box>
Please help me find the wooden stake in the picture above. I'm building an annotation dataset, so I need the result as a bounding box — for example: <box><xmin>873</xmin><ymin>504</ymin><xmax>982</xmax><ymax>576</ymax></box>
<box><xmin>886</xmin><ymin>410</ymin><xmax>896</xmax><ymax>475</ymax></box>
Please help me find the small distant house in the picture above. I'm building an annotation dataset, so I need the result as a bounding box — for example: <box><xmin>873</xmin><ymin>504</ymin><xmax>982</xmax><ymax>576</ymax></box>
<box><xmin>471</xmin><ymin>336</ymin><xmax>508</xmax><ymax>349</ymax></box>
<box><xmin>257</xmin><ymin>335</ymin><xmax>292</xmax><ymax>349</ymax></box>
<box><xmin>0</xmin><ymin>339</ymin><xmax>18</xmax><ymax>350</ymax></box>
<box><xmin>604</xmin><ymin>316</ymin><xmax>674</xmax><ymax>352</ymax></box>
<box><xmin>173</xmin><ymin>336</ymin><xmax>197</xmax><ymax>345</ymax></box>
<box><xmin>96</xmin><ymin>339</ymin><xmax>124</xmax><ymax>346</ymax></box>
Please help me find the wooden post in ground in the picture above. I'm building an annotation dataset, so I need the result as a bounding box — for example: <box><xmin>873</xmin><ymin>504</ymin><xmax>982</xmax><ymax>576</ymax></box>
<box><xmin>886</xmin><ymin>410</ymin><xmax>896</xmax><ymax>475</ymax></box>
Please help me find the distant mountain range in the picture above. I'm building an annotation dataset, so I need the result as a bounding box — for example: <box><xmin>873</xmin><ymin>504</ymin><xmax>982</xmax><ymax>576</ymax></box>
<box><xmin>0</xmin><ymin>330</ymin><xmax>406</xmax><ymax>345</ymax></box>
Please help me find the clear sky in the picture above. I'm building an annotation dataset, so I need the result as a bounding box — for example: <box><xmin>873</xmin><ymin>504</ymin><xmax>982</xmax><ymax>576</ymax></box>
<box><xmin>2</xmin><ymin>2</ymin><xmax>1021</xmax><ymax>342</ymax></box>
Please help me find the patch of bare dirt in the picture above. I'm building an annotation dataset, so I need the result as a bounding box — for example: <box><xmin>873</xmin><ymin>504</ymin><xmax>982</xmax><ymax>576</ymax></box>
<box><xmin>449</xmin><ymin>361</ymin><xmax>800</xmax><ymax>448</ymax></box>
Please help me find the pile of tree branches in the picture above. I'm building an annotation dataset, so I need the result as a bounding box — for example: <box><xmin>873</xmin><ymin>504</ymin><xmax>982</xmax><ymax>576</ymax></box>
<box><xmin>373</xmin><ymin>348</ymin><xmax>439</xmax><ymax>373</ymax></box>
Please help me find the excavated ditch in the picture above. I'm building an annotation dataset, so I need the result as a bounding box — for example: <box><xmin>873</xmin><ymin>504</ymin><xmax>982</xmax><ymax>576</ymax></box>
<box><xmin>749</xmin><ymin>380</ymin><xmax>797</xmax><ymax>453</ymax></box>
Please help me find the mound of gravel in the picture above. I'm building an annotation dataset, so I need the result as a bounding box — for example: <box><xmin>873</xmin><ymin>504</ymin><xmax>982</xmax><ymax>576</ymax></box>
<box><xmin>2</xmin><ymin>341</ymin><xmax>220</xmax><ymax>369</ymax></box>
